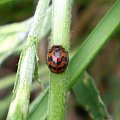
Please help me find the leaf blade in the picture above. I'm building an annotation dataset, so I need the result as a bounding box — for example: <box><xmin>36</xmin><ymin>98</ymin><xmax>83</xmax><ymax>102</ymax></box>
<box><xmin>68</xmin><ymin>1</ymin><xmax>120</xmax><ymax>89</ymax></box>
<box><xmin>73</xmin><ymin>72</ymin><xmax>111</xmax><ymax>120</ymax></box>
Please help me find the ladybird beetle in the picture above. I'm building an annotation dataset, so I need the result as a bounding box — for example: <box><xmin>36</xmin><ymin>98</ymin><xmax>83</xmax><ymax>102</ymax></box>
<box><xmin>47</xmin><ymin>45</ymin><xmax>69</xmax><ymax>74</ymax></box>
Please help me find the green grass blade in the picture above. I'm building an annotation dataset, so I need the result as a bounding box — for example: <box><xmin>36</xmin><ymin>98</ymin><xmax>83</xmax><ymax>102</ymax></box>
<box><xmin>0</xmin><ymin>19</ymin><xmax>30</xmax><ymax>65</ymax></box>
<box><xmin>73</xmin><ymin>72</ymin><xmax>111</xmax><ymax>120</ymax></box>
<box><xmin>67</xmin><ymin>0</ymin><xmax>120</xmax><ymax>89</ymax></box>
<box><xmin>0</xmin><ymin>75</ymin><xmax>15</xmax><ymax>90</ymax></box>
<box><xmin>0</xmin><ymin>6</ymin><xmax>51</xmax><ymax>65</ymax></box>
<box><xmin>0</xmin><ymin>95</ymin><xmax>12</xmax><ymax>119</ymax></box>
<box><xmin>29</xmin><ymin>88</ymin><xmax>49</xmax><ymax>120</ymax></box>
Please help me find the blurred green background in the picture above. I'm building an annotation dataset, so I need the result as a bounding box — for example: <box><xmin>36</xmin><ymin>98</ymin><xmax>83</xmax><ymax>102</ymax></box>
<box><xmin>0</xmin><ymin>0</ymin><xmax>120</xmax><ymax>120</ymax></box>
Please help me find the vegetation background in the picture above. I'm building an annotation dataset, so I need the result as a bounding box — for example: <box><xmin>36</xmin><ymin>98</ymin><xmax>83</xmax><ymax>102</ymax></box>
<box><xmin>0</xmin><ymin>0</ymin><xmax>120</xmax><ymax>120</ymax></box>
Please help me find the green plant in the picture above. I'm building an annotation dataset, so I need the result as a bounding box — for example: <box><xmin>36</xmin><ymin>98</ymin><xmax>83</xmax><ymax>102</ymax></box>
<box><xmin>6</xmin><ymin>0</ymin><xmax>50</xmax><ymax>120</ymax></box>
<box><xmin>29</xmin><ymin>0</ymin><xmax>120</xmax><ymax>120</ymax></box>
<box><xmin>0</xmin><ymin>0</ymin><xmax>120</xmax><ymax>120</ymax></box>
<box><xmin>48</xmin><ymin>0</ymin><xmax>71</xmax><ymax>120</ymax></box>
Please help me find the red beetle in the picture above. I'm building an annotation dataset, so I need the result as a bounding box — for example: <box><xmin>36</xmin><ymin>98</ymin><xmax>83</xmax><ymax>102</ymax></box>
<box><xmin>47</xmin><ymin>45</ymin><xmax>69</xmax><ymax>74</ymax></box>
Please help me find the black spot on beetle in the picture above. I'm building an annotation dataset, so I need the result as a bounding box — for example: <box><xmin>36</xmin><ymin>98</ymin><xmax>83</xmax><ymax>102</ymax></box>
<box><xmin>62</xmin><ymin>65</ymin><xmax>67</xmax><ymax>69</ymax></box>
<box><xmin>48</xmin><ymin>56</ymin><xmax>53</xmax><ymax>61</ymax></box>
<box><xmin>58</xmin><ymin>67</ymin><xmax>62</xmax><ymax>71</ymax></box>
<box><xmin>53</xmin><ymin>60</ymin><xmax>61</xmax><ymax>65</ymax></box>
<box><xmin>48</xmin><ymin>65</ymin><xmax>57</xmax><ymax>70</ymax></box>
<box><xmin>54</xmin><ymin>45</ymin><xmax>61</xmax><ymax>48</ymax></box>
<box><xmin>55</xmin><ymin>48</ymin><xmax>60</xmax><ymax>52</ymax></box>
<box><xmin>57</xmin><ymin>61</ymin><xmax>61</xmax><ymax>65</ymax></box>
<box><xmin>62</xmin><ymin>56</ymin><xmax>67</xmax><ymax>61</ymax></box>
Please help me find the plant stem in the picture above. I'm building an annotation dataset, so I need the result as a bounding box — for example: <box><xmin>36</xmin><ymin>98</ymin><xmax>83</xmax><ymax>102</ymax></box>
<box><xmin>50</xmin><ymin>0</ymin><xmax>71</xmax><ymax>50</ymax></box>
<box><xmin>48</xmin><ymin>0</ymin><xmax>72</xmax><ymax>120</ymax></box>
<box><xmin>7</xmin><ymin>45</ymin><xmax>35</xmax><ymax>120</ymax></box>
<box><xmin>7</xmin><ymin>0</ymin><xmax>50</xmax><ymax>120</ymax></box>
<box><xmin>48</xmin><ymin>73</ymin><xmax>68</xmax><ymax>120</ymax></box>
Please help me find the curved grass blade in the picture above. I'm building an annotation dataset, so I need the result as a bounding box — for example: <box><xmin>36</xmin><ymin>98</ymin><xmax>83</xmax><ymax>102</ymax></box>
<box><xmin>67</xmin><ymin>0</ymin><xmax>120</xmax><ymax>89</ymax></box>
<box><xmin>29</xmin><ymin>88</ymin><xmax>49</xmax><ymax>120</ymax></box>
<box><xmin>73</xmin><ymin>72</ymin><xmax>111</xmax><ymax>120</ymax></box>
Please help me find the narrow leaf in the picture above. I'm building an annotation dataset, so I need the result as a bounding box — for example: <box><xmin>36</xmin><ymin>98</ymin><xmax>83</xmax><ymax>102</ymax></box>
<box><xmin>68</xmin><ymin>1</ymin><xmax>120</xmax><ymax>89</ymax></box>
<box><xmin>73</xmin><ymin>72</ymin><xmax>111</xmax><ymax>120</ymax></box>
<box><xmin>29</xmin><ymin>88</ymin><xmax>49</xmax><ymax>120</ymax></box>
